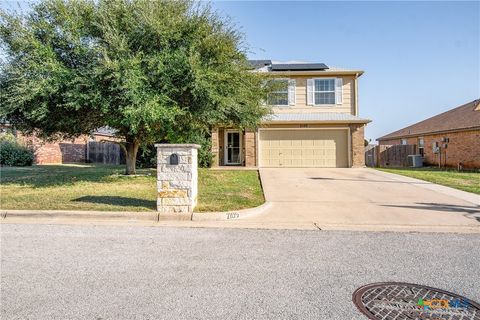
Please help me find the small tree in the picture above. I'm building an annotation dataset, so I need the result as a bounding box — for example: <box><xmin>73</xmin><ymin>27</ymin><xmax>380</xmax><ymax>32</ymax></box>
<box><xmin>0</xmin><ymin>0</ymin><xmax>270</xmax><ymax>174</ymax></box>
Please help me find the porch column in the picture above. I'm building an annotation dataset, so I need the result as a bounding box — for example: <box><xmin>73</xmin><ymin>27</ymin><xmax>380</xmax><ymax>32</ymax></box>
<box><xmin>244</xmin><ymin>130</ymin><xmax>256</xmax><ymax>167</ymax></box>
<box><xmin>211</xmin><ymin>128</ymin><xmax>219</xmax><ymax>167</ymax></box>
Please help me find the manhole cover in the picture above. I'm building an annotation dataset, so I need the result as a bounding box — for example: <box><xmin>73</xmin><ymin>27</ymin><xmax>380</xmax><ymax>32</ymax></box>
<box><xmin>353</xmin><ymin>282</ymin><xmax>480</xmax><ymax>320</ymax></box>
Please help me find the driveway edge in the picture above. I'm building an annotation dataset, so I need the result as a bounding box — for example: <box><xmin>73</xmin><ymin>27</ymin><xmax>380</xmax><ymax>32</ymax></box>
<box><xmin>371</xmin><ymin>169</ymin><xmax>480</xmax><ymax>205</ymax></box>
<box><xmin>316</xmin><ymin>223</ymin><xmax>480</xmax><ymax>233</ymax></box>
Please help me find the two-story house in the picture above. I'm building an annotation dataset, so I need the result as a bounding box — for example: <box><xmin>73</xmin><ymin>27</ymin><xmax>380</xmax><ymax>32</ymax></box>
<box><xmin>211</xmin><ymin>60</ymin><xmax>371</xmax><ymax>168</ymax></box>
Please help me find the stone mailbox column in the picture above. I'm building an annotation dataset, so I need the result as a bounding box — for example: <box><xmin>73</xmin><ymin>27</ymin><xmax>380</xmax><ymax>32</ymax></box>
<box><xmin>155</xmin><ymin>144</ymin><xmax>200</xmax><ymax>219</ymax></box>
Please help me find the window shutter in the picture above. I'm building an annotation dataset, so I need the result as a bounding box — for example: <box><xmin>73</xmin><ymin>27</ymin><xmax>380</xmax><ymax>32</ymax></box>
<box><xmin>307</xmin><ymin>79</ymin><xmax>314</xmax><ymax>105</ymax></box>
<box><xmin>261</xmin><ymin>80</ymin><xmax>268</xmax><ymax>106</ymax></box>
<box><xmin>335</xmin><ymin>78</ymin><xmax>343</xmax><ymax>105</ymax></box>
<box><xmin>288</xmin><ymin>79</ymin><xmax>296</xmax><ymax>106</ymax></box>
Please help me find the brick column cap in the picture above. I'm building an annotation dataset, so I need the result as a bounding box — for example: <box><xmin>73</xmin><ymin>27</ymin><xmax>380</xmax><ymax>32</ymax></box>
<box><xmin>155</xmin><ymin>144</ymin><xmax>201</xmax><ymax>149</ymax></box>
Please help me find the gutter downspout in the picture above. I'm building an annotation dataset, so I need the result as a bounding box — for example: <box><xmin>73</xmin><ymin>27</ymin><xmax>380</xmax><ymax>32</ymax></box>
<box><xmin>354</xmin><ymin>73</ymin><xmax>359</xmax><ymax>116</ymax></box>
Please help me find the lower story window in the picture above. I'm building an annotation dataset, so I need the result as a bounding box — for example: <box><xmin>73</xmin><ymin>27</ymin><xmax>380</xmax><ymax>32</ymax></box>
<box><xmin>418</xmin><ymin>137</ymin><xmax>425</xmax><ymax>157</ymax></box>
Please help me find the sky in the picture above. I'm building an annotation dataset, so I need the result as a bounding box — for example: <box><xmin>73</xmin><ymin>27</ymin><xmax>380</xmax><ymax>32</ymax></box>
<box><xmin>1</xmin><ymin>1</ymin><xmax>479</xmax><ymax>141</ymax></box>
<box><xmin>211</xmin><ymin>1</ymin><xmax>480</xmax><ymax>141</ymax></box>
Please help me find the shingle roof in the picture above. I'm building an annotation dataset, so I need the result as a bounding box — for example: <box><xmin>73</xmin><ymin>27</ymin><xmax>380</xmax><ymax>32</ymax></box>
<box><xmin>263</xmin><ymin>112</ymin><xmax>370</xmax><ymax>123</ymax></box>
<box><xmin>377</xmin><ymin>99</ymin><xmax>480</xmax><ymax>141</ymax></box>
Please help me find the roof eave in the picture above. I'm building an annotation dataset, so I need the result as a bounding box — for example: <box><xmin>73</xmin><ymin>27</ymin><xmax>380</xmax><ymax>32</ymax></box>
<box><xmin>265</xmin><ymin>70</ymin><xmax>364</xmax><ymax>76</ymax></box>
<box><xmin>262</xmin><ymin>119</ymin><xmax>371</xmax><ymax>125</ymax></box>
<box><xmin>377</xmin><ymin>125</ymin><xmax>480</xmax><ymax>141</ymax></box>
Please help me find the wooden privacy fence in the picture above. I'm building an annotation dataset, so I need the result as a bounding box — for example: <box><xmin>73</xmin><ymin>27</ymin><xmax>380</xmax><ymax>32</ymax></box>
<box><xmin>87</xmin><ymin>141</ymin><xmax>125</xmax><ymax>165</ymax></box>
<box><xmin>365</xmin><ymin>144</ymin><xmax>417</xmax><ymax>167</ymax></box>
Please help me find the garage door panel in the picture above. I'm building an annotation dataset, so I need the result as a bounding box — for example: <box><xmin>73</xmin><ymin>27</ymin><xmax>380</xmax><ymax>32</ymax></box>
<box><xmin>291</xmin><ymin>159</ymin><xmax>302</xmax><ymax>166</ymax></box>
<box><xmin>292</xmin><ymin>149</ymin><xmax>302</xmax><ymax>157</ymax></box>
<box><xmin>259</xmin><ymin>129</ymin><xmax>348</xmax><ymax>168</ymax></box>
<box><xmin>302</xmin><ymin>140</ymin><xmax>314</xmax><ymax>147</ymax></box>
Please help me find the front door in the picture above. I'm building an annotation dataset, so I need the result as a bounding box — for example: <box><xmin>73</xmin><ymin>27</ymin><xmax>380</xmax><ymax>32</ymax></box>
<box><xmin>225</xmin><ymin>131</ymin><xmax>242</xmax><ymax>165</ymax></box>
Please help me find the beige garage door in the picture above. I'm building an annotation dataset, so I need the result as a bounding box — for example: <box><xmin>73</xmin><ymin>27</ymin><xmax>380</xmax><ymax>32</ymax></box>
<box><xmin>259</xmin><ymin>129</ymin><xmax>349</xmax><ymax>168</ymax></box>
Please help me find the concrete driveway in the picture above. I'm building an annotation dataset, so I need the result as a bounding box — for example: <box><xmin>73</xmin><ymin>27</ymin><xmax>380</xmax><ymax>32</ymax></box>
<box><xmin>247</xmin><ymin>168</ymin><xmax>480</xmax><ymax>231</ymax></box>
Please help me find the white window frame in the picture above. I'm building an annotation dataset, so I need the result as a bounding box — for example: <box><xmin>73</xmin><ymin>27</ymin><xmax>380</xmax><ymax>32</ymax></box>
<box><xmin>313</xmin><ymin>78</ymin><xmax>336</xmax><ymax>106</ymax></box>
<box><xmin>418</xmin><ymin>137</ymin><xmax>425</xmax><ymax>157</ymax></box>
<box><xmin>267</xmin><ymin>78</ymin><xmax>290</xmax><ymax>107</ymax></box>
<box><xmin>401</xmin><ymin>139</ymin><xmax>408</xmax><ymax>145</ymax></box>
<box><xmin>224</xmin><ymin>129</ymin><xmax>242</xmax><ymax>165</ymax></box>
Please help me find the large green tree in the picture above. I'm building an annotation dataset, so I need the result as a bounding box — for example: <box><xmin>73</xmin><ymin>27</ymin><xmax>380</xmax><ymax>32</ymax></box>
<box><xmin>0</xmin><ymin>0</ymin><xmax>270</xmax><ymax>174</ymax></box>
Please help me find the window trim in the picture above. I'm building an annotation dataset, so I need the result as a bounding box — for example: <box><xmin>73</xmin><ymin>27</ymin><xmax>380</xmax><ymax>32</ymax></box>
<box><xmin>418</xmin><ymin>137</ymin><xmax>425</xmax><ymax>157</ymax></box>
<box><xmin>268</xmin><ymin>78</ymin><xmax>290</xmax><ymax>107</ymax></box>
<box><xmin>312</xmin><ymin>78</ymin><xmax>336</xmax><ymax>106</ymax></box>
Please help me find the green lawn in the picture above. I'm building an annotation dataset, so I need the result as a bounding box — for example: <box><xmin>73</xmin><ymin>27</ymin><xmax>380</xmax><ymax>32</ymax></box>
<box><xmin>376</xmin><ymin>167</ymin><xmax>480</xmax><ymax>195</ymax></box>
<box><xmin>0</xmin><ymin>165</ymin><xmax>264</xmax><ymax>212</ymax></box>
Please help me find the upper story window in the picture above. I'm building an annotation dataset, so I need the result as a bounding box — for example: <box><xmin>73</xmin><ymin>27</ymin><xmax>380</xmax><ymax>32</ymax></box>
<box><xmin>267</xmin><ymin>79</ymin><xmax>289</xmax><ymax>106</ymax></box>
<box><xmin>267</xmin><ymin>79</ymin><xmax>295</xmax><ymax>106</ymax></box>
<box><xmin>314</xmin><ymin>79</ymin><xmax>335</xmax><ymax>105</ymax></box>
<box><xmin>307</xmin><ymin>78</ymin><xmax>343</xmax><ymax>106</ymax></box>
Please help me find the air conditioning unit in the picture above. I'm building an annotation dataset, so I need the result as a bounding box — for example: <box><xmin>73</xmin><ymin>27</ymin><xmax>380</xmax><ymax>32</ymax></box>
<box><xmin>407</xmin><ymin>155</ymin><xmax>423</xmax><ymax>168</ymax></box>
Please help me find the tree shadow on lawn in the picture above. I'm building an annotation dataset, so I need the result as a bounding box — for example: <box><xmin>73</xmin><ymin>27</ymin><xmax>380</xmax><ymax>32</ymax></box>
<box><xmin>72</xmin><ymin>196</ymin><xmax>156</xmax><ymax>210</ymax></box>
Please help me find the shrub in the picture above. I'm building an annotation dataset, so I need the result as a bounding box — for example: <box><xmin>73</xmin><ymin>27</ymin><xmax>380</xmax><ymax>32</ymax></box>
<box><xmin>0</xmin><ymin>134</ymin><xmax>35</xmax><ymax>166</ymax></box>
<box><xmin>136</xmin><ymin>132</ymin><xmax>214</xmax><ymax>169</ymax></box>
<box><xmin>136</xmin><ymin>144</ymin><xmax>157</xmax><ymax>169</ymax></box>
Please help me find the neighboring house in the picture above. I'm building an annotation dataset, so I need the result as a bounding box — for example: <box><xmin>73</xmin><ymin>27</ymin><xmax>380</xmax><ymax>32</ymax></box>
<box><xmin>1</xmin><ymin>124</ymin><xmax>121</xmax><ymax>165</ymax></box>
<box><xmin>377</xmin><ymin>99</ymin><xmax>480</xmax><ymax>169</ymax></box>
<box><xmin>211</xmin><ymin>60</ymin><xmax>371</xmax><ymax>168</ymax></box>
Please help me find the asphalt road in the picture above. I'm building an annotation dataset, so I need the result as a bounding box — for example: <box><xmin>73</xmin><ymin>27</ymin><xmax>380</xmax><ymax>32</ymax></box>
<box><xmin>1</xmin><ymin>224</ymin><xmax>479</xmax><ymax>319</ymax></box>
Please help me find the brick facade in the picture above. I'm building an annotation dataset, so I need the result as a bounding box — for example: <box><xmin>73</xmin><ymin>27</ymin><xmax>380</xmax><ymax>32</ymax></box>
<box><xmin>350</xmin><ymin>124</ymin><xmax>366</xmax><ymax>167</ymax></box>
<box><xmin>379</xmin><ymin>129</ymin><xmax>480</xmax><ymax>169</ymax></box>
<box><xmin>18</xmin><ymin>134</ymin><xmax>88</xmax><ymax>164</ymax></box>
<box><xmin>244</xmin><ymin>130</ymin><xmax>256</xmax><ymax>167</ymax></box>
<box><xmin>211</xmin><ymin>128</ymin><xmax>220</xmax><ymax>167</ymax></box>
<box><xmin>14</xmin><ymin>132</ymin><xmax>121</xmax><ymax>165</ymax></box>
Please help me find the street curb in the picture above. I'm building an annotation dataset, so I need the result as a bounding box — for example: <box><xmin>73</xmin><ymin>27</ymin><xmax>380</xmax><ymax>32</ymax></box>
<box><xmin>0</xmin><ymin>202</ymin><xmax>272</xmax><ymax>223</ymax></box>
<box><xmin>192</xmin><ymin>201</ymin><xmax>272</xmax><ymax>221</ymax></box>
<box><xmin>1</xmin><ymin>210</ymin><xmax>159</xmax><ymax>221</ymax></box>
<box><xmin>315</xmin><ymin>223</ymin><xmax>480</xmax><ymax>233</ymax></box>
